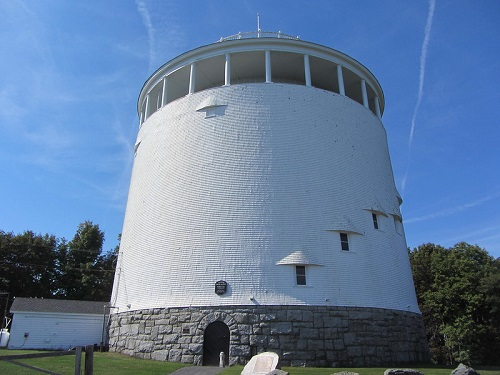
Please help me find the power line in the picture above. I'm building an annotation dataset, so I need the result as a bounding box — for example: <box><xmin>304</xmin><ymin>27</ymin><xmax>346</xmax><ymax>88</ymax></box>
<box><xmin>1</xmin><ymin>242</ymin><xmax>114</xmax><ymax>255</ymax></box>
<box><xmin>0</xmin><ymin>260</ymin><xmax>115</xmax><ymax>273</ymax></box>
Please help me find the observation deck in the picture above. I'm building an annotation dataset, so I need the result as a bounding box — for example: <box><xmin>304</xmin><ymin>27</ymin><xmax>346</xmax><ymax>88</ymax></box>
<box><xmin>138</xmin><ymin>31</ymin><xmax>385</xmax><ymax>125</ymax></box>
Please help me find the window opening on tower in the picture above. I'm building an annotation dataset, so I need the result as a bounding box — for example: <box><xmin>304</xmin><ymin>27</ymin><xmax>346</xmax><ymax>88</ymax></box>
<box><xmin>340</xmin><ymin>233</ymin><xmax>350</xmax><ymax>251</ymax></box>
<box><xmin>372</xmin><ymin>213</ymin><xmax>379</xmax><ymax>229</ymax></box>
<box><xmin>295</xmin><ymin>265</ymin><xmax>306</xmax><ymax>285</ymax></box>
<box><xmin>138</xmin><ymin>42</ymin><xmax>383</xmax><ymax>126</ymax></box>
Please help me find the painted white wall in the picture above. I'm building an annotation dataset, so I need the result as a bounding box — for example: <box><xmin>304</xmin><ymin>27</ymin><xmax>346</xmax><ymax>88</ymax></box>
<box><xmin>8</xmin><ymin>312</ymin><xmax>104</xmax><ymax>350</ymax></box>
<box><xmin>111</xmin><ymin>83</ymin><xmax>419</xmax><ymax>313</ymax></box>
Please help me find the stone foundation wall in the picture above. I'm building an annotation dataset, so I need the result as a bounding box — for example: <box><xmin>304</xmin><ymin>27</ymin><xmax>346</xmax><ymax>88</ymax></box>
<box><xmin>108</xmin><ymin>305</ymin><xmax>430</xmax><ymax>367</ymax></box>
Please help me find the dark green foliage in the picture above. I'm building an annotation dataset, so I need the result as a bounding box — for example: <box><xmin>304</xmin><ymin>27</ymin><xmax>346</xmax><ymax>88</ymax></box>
<box><xmin>0</xmin><ymin>222</ymin><xmax>117</xmax><ymax>310</ymax></box>
<box><xmin>0</xmin><ymin>230</ymin><xmax>58</xmax><ymax>299</ymax></box>
<box><xmin>410</xmin><ymin>243</ymin><xmax>500</xmax><ymax>365</ymax></box>
<box><xmin>56</xmin><ymin>221</ymin><xmax>111</xmax><ymax>301</ymax></box>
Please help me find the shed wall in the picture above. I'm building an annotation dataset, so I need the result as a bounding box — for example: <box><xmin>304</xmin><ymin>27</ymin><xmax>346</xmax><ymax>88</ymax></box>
<box><xmin>8</xmin><ymin>312</ymin><xmax>104</xmax><ymax>350</ymax></box>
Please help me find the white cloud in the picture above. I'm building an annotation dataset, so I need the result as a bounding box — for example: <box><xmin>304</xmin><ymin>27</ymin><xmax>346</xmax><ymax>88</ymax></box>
<box><xmin>134</xmin><ymin>0</ymin><xmax>187</xmax><ymax>72</ymax></box>
<box><xmin>0</xmin><ymin>86</ymin><xmax>26</xmax><ymax>126</ymax></box>
<box><xmin>438</xmin><ymin>223</ymin><xmax>500</xmax><ymax>255</ymax></box>
<box><xmin>405</xmin><ymin>190</ymin><xmax>500</xmax><ymax>224</ymax></box>
<box><xmin>135</xmin><ymin>0</ymin><xmax>156</xmax><ymax>72</ymax></box>
<box><xmin>401</xmin><ymin>0</ymin><xmax>436</xmax><ymax>196</ymax></box>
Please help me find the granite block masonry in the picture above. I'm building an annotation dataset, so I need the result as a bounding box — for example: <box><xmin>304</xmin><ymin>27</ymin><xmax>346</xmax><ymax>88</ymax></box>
<box><xmin>108</xmin><ymin>305</ymin><xmax>430</xmax><ymax>367</ymax></box>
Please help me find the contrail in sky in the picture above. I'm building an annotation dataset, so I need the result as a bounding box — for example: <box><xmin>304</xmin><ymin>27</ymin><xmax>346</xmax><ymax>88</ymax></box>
<box><xmin>405</xmin><ymin>190</ymin><xmax>500</xmax><ymax>224</ymax></box>
<box><xmin>402</xmin><ymin>0</ymin><xmax>436</xmax><ymax>195</ymax></box>
<box><xmin>135</xmin><ymin>0</ymin><xmax>156</xmax><ymax>72</ymax></box>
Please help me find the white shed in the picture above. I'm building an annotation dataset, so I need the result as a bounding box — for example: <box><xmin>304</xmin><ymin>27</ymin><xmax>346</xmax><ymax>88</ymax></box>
<box><xmin>8</xmin><ymin>297</ymin><xmax>108</xmax><ymax>350</ymax></box>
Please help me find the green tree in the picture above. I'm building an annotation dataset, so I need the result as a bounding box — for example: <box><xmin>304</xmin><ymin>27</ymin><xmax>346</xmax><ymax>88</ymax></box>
<box><xmin>93</xmin><ymin>240</ymin><xmax>119</xmax><ymax>301</ymax></box>
<box><xmin>410</xmin><ymin>242</ymin><xmax>500</xmax><ymax>365</ymax></box>
<box><xmin>0</xmin><ymin>230</ymin><xmax>58</xmax><ymax>299</ymax></box>
<box><xmin>56</xmin><ymin>221</ymin><xmax>109</xmax><ymax>301</ymax></box>
<box><xmin>478</xmin><ymin>257</ymin><xmax>500</xmax><ymax>363</ymax></box>
<box><xmin>410</xmin><ymin>243</ymin><xmax>448</xmax><ymax>362</ymax></box>
<box><xmin>0</xmin><ymin>223</ymin><xmax>118</xmax><ymax>309</ymax></box>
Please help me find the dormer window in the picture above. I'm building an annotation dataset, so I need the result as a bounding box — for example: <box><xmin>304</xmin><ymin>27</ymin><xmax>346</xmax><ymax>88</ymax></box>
<box><xmin>372</xmin><ymin>213</ymin><xmax>379</xmax><ymax>229</ymax></box>
<box><xmin>340</xmin><ymin>233</ymin><xmax>349</xmax><ymax>251</ymax></box>
<box><xmin>295</xmin><ymin>265</ymin><xmax>306</xmax><ymax>286</ymax></box>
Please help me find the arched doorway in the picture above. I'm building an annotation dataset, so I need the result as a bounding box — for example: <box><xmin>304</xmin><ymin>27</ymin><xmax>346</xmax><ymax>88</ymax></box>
<box><xmin>203</xmin><ymin>321</ymin><xmax>230</xmax><ymax>366</ymax></box>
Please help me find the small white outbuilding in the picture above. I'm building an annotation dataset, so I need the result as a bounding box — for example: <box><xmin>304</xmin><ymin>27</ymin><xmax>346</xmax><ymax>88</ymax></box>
<box><xmin>8</xmin><ymin>297</ymin><xmax>108</xmax><ymax>350</ymax></box>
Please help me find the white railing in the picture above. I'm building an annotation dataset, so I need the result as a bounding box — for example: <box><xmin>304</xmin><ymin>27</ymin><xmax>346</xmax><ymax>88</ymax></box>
<box><xmin>218</xmin><ymin>31</ymin><xmax>300</xmax><ymax>42</ymax></box>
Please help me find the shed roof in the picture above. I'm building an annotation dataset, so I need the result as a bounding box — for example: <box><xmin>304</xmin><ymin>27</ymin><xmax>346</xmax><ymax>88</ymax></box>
<box><xmin>10</xmin><ymin>297</ymin><xmax>107</xmax><ymax>315</ymax></box>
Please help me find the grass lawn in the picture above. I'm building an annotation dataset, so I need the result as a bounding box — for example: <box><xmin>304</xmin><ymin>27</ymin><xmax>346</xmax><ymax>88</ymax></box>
<box><xmin>1</xmin><ymin>350</ymin><xmax>499</xmax><ymax>375</ymax></box>
<box><xmin>0</xmin><ymin>349</ymin><xmax>188</xmax><ymax>375</ymax></box>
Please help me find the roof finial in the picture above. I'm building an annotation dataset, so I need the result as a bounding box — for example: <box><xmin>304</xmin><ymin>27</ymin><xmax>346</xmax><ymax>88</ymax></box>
<box><xmin>257</xmin><ymin>13</ymin><xmax>261</xmax><ymax>36</ymax></box>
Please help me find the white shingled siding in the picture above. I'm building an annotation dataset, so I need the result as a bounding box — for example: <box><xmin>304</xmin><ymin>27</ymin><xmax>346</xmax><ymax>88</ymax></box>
<box><xmin>8</xmin><ymin>312</ymin><xmax>104</xmax><ymax>350</ymax></box>
<box><xmin>111</xmin><ymin>83</ymin><xmax>419</xmax><ymax>313</ymax></box>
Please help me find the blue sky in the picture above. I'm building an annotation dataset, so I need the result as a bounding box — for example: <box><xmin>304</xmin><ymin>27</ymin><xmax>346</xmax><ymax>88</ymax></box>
<box><xmin>1</xmin><ymin>0</ymin><xmax>499</xmax><ymax>258</ymax></box>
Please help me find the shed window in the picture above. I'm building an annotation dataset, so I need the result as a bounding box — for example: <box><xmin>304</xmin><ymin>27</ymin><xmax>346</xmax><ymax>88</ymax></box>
<box><xmin>340</xmin><ymin>233</ymin><xmax>349</xmax><ymax>251</ymax></box>
<box><xmin>296</xmin><ymin>265</ymin><xmax>306</xmax><ymax>285</ymax></box>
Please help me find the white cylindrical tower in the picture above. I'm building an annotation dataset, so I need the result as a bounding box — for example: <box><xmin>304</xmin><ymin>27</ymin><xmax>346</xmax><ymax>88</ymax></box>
<box><xmin>109</xmin><ymin>32</ymin><xmax>429</xmax><ymax>367</ymax></box>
